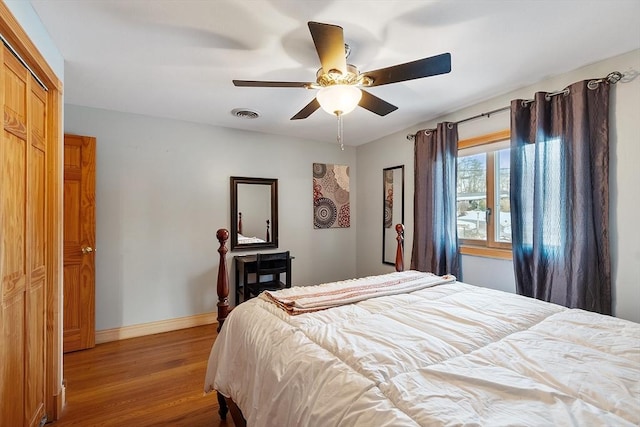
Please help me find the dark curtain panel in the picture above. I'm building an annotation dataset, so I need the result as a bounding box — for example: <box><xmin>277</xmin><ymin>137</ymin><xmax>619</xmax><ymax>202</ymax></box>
<box><xmin>411</xmin><ymin>122</ymin><xmax>460</xmax><ymax>277</ymax></box>
<box><xmin>510</xmin><ymin>80</ymin><xmax>611</xmax><ymax>314</ymax></box>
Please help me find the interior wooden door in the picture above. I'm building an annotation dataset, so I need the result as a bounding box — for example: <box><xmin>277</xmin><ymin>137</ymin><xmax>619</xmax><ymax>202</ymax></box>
<box><xmin>63</xmin><ymin>134</ymin><xmax>96</xmax><ymax>353</ymax></box>
<box><xmin>1</xmin><ymin>44</ymin><xmax>48</xmax><ymax>426</ymax></box>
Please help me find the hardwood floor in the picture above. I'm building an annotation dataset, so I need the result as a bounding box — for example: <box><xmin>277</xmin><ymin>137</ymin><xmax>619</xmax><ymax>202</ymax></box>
<box><xmin>51</xmin><ymin>323</ymin><xmax>234</xmax><ymax>426</ymax></box>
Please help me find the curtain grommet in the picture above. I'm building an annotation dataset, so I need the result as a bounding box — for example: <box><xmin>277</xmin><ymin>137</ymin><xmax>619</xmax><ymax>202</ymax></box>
<box><xmin>606</xmin><ymin>71</ymin><xmax>623</xmax><ymax>84</ymax></box>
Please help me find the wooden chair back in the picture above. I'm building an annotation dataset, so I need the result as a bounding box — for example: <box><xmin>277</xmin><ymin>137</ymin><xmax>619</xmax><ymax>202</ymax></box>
<box><xmin>255</xmin><ymin>251</ymin><xmax>290</xmax><ymax>288</ymax></box>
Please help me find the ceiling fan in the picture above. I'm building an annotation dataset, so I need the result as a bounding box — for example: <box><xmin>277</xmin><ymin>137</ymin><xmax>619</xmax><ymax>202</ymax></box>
<box><xmin>232</xmin><ymin>21</ymin><xmax>452</xmax><ymax>121</ymax></box>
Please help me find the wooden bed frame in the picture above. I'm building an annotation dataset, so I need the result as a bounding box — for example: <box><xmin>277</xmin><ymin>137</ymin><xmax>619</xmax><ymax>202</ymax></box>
<box><xmin>213</xmin><ymin>223</ymin><xmax>405</xmax><ymax>425</ymax></box>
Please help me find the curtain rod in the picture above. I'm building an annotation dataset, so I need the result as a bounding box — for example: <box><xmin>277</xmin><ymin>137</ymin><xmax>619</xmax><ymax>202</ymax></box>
<box><xmin>406</xmin><ymin>71</ymin><xmax>624</xmax><ymax>141</ymax></box>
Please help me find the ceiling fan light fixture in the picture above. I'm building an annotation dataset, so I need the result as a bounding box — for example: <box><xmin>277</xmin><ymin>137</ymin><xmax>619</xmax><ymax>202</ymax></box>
<box><xmin>317</xmin><ymin>85</ymin><xmax>362</xmax><ymax>116</ymax></box>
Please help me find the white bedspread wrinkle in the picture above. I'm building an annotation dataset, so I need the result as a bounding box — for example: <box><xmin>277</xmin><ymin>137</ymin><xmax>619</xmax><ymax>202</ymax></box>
<box><xmin>204</xmin><ymin>270</ymin><xmax>640</xmax><ymax>427</ymax></box>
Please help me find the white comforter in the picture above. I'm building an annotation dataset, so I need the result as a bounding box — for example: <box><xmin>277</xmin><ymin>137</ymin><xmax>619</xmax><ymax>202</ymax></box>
<box><xmin>204</xmin><ymin>271</ymin><xmax>640</xmax><ymax>426</ymax></box>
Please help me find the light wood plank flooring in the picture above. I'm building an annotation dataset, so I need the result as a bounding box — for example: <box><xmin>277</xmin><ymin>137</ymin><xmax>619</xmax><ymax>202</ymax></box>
<box><xmin>52</xmin><ymin>323</ymin><xmax>234</xmax><ymax>426</ymax></box>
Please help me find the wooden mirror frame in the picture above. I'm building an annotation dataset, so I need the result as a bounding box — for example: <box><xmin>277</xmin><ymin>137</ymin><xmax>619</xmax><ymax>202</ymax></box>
<box><xmin>382</xmin><ymin>165</ymin><xmax>404</xmax><ymax>265</ymax></box>
<box><xmin>230</xmin><ymin>176</ymin><xmax>278</xmax><ymax>251</ymax></box>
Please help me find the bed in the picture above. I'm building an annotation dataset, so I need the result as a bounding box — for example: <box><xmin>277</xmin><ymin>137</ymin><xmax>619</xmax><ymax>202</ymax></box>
<box><xmin>206</xmin><ymin>226</ymin><xmax>640</xmax><ymax>426</ymax></box>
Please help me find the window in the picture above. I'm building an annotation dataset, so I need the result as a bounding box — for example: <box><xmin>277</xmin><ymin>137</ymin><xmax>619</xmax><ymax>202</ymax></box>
<box><xmin>457</xmin><ymin>130</ymin><xmax>512</xmax><ymax>259</ymax></box>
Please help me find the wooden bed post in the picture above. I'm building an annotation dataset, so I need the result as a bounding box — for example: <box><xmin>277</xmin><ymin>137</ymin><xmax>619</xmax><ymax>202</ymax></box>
<box><xmin>266</xmin><ymin>219</ymin><xmax>270</xmax><ymax>242</ymax></box>
<box><xmin>216</xmin><ymin>229</ymin><xmax>230</xmax><ymax>332</ymax></box>
<box><xmin>395</xmin><ymin>224</ymin><xmax>404</xmax><ymax>272</ymax></box>
<box><xmin>215</xmin><ymin>229</ymin><xmax>231</xmax><ymax>420</ymax></box>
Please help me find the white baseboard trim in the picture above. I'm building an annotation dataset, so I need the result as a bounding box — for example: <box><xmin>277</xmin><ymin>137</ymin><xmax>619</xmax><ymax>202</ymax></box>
<box><xmin>95</xmin><ymin>312</ymin><xmax>218</xmax><ymax>344</ymax></box>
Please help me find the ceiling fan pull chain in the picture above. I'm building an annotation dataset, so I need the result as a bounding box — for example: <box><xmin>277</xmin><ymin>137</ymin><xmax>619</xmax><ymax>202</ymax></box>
<box><xmin>337</xmin><ymin>112</ymin><xmax>344</xmax><ymax>151</ymax></box>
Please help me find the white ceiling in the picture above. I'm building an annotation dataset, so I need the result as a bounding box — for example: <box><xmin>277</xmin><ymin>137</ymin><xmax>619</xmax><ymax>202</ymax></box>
<box><xmin>30</xmin><ymin>0</ymin><xmax>640</xmax><ymax>146</ymax></box>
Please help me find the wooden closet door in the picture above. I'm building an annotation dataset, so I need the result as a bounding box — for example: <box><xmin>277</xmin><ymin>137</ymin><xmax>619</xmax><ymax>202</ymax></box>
<box><xmin>1</xmin><ymin>45</ymin><xmax>47</xmax><ymax>426</ymax></box>
<box><xmin>26</xmin><ymin>65</ymin><xmax>48</xmax><ymax>427</ymax></box>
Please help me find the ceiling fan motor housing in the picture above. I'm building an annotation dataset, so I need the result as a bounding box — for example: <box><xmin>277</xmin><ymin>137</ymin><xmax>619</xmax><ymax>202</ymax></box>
<box><xmin>315</xmin><ymin>64</ymin><xmax>371</xmax><ymax>88</ymax></box>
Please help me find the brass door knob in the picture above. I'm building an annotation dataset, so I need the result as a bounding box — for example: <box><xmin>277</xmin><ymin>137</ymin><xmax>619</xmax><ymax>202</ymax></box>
<box><xmin>82</xmin><ymin>246</ymin><xmax>94</xmax><ymax>254</ymax></box>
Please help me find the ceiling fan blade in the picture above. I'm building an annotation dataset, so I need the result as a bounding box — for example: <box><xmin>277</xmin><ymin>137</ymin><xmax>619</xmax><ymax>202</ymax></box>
<box><xmin>359</xmin><ymin>90</ymin><xmax>398</xmax><ymax>116</ymax></box>
<box><xmin>308</xmin><ymin>21</ymin><xmax>347</xmax><ymax>75</ymax></box>
<box><xmin>290</xmin><ymin>97</ymin><xmax>320</xmax><ymax>120</ymax></box>
<box><xmin>233</xmin><ymin>80</ymin><xmax>311</xmax><ymax>88</ymax></box>
<box><xmin>362</xmin><ymin>53</ymin><xmax>451</xmax><ymax>87</ymax></box>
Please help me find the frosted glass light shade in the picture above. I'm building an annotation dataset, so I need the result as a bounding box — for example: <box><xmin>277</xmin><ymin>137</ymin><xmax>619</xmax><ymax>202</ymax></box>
<box><xmin>317</xmin><ymin>85</ymin><xmax>362</xmax><ymax>116</ymax></box>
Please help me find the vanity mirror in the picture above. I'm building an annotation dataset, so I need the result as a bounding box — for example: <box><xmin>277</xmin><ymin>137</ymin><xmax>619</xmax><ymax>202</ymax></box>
<box><xmin>230</xmin><ymin>176</ymin><xmax>278</xmax><ymax>251</ymax></box>
<box><xmin>382</xmin><ymin>166</ymin><xmax>404</xmax><ymax>265</ymax></box>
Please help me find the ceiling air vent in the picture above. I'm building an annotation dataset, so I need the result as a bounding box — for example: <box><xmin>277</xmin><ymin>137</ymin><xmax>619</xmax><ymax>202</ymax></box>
<box><xmin>231</xmin><ymin>108</ymin><xmax>260</xmax><ymax>119</ymax></box>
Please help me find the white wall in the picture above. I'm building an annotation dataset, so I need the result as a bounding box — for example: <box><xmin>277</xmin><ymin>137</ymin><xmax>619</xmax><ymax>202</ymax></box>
<box><xmin>64</xmin><ymin>105</ymin><xmax>357</xmax><ymax>330</ymax></box>
<box><xmin>4</xmin><ymin>0</ymin><xmax>64</xmax><ymax>80</ymax></box>
<box><xmin>356</xmin><ymin>49</ymin><xmax>640</xmax><ymax>323</ymax></box>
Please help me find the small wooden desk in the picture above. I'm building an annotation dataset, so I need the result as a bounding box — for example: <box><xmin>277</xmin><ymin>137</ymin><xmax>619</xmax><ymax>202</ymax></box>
<box><xmin>234</xmin><ymin>254</ymin><xmax>293</xmax><ymax>306</ymax></box>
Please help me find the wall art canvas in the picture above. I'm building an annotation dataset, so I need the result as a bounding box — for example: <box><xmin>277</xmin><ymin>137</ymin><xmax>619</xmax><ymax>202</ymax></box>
<box><xmin>313</xmin><ymin>163</ymin><xmax>350</xmax><ymax>229</ymax></box>
<box><xmin>384</xmin><ymin>169</ymin><xmax>394</xmax><ymax>228</ymax></box>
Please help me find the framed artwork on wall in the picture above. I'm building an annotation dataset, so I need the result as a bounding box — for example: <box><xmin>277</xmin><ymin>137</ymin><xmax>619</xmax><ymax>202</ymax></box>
<box><xmin>312</xmin><ymin>163</ymin><xmax>350</xmax><ymax>229</ymax></box>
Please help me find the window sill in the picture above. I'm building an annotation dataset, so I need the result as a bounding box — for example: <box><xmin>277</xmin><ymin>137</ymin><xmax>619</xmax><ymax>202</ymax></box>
<box><xmin>460</xmin><ymin>245</ymin><xmax>512</xmax><ymax>260</ymax></box>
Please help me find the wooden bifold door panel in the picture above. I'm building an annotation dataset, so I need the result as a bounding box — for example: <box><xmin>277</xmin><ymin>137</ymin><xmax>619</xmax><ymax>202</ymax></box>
<box><xmin>63</xmin><ymin>134</ymin><xmax>96</xmax><ymax>353</ymax></box>
<box><xmin>1</xmin><ymin>44</ymin><xmax>47</xmax><ymax>427</ymax></box>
